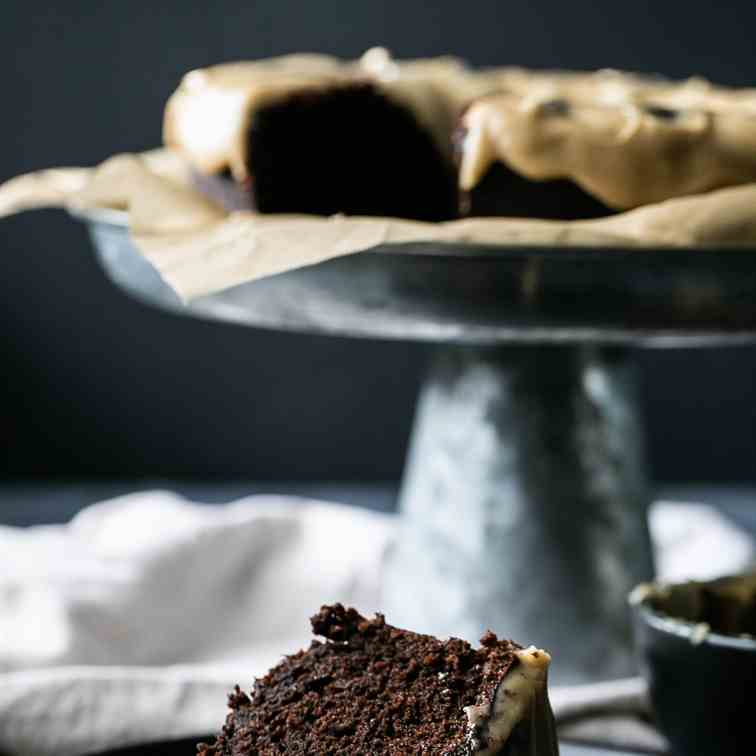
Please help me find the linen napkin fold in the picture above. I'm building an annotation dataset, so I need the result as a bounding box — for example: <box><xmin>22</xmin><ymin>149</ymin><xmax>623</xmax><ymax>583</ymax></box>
<box><xmin>1</xmin><ymin>491</ymin><xmax>753</xmax><ymax>756</ymax></box>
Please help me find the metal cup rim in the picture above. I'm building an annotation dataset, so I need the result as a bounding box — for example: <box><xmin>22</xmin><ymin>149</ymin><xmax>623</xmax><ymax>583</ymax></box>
<box><xmin>629</xmin><ymin>578</ymin><xmax>756</xmax><ymax>652</ymax></box>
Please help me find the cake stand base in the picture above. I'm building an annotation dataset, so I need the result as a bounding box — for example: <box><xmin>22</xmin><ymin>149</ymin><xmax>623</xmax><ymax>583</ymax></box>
<box><xmin>383</xmin><ymin>344</ymin><xmax>654</xmax><ymax>684</ymax></box>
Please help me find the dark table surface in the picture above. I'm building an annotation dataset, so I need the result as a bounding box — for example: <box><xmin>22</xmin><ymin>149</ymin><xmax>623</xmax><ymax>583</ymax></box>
<box><xmin>2</xmin><ymin>479</ymin><xmax>755</xmax><ymax>526</ymax></box>
<box><xmin>80</xmin><ymin>736</ymin><xmax>623</xmax><ymax>756</ymax></box>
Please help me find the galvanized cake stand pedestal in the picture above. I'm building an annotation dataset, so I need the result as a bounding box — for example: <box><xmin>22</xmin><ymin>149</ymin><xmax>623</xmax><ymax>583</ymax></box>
<box><xmin>76</xmin><ymin>208</ymin><xmax>756</xmax><ymax>684</ymax></box>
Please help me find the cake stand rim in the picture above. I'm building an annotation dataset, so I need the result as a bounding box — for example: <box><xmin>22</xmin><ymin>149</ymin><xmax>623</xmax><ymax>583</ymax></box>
<box><xmin>69</xmin><ymin>206</ymin><xmax>756</xmax><ymax>348</ymax></box>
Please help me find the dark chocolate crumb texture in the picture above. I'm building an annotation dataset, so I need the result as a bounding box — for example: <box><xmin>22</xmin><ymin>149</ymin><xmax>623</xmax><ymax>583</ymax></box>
<box><xmin>197</xmin><ymin>605</ymin><xmax>558</xmax><ymax>755</ymax></box>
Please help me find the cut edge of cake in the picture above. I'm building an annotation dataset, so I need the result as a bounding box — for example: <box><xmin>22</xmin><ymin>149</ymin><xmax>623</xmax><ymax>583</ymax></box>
<box><xmin>197</xmin><ymin>604</ymin><xmax>558</xmax><ymax>756</ymax></box>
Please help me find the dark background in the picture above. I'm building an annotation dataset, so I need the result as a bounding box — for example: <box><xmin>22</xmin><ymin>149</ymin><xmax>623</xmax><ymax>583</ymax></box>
<box><xmin>2</xmin><ymin>1</ymin><xmax>756</xmax><ymax>484</ymax></box>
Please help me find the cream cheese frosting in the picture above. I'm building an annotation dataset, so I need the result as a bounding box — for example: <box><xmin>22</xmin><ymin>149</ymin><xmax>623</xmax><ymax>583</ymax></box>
<box><xmin>465</xmin><ymin>646</ymin><xmax>556</xmax><ymax>755</ymax></box>
<box><xmin>459</xmin><ymin>69</ymin><xmax>756</xmax><ymax>208</ymax></box>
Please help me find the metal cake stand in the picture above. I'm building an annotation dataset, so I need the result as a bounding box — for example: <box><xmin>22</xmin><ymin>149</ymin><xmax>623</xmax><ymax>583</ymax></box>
<box><xmin>75</xmin><ymin>207</ymin><xmax>756</xmax><ymax>684</ymax></box>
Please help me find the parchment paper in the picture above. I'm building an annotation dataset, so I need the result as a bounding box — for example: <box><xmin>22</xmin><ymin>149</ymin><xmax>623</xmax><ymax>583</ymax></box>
<box><xmin>3</xmin><ymin>149</ymin><xmax>756</xmax><ymax>302</ymax></box>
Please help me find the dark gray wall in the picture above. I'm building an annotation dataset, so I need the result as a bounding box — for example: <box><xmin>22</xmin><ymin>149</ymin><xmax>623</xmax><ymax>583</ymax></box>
<box><xmin>2</xmin><ymin>1</ymin><xmax>756</xmax><ymax>481</ymax></box>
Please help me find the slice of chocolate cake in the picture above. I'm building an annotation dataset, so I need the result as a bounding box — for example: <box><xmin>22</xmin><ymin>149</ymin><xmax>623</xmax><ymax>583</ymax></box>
<box><xmin>197</xmin><ymin>605</ymin><xmax>558</xmax><ymax>755</ymax></box>
<box><xmin>164</xmin><ymin>54</ymin><xmax>461</xmax><ymax>222</ymax></box>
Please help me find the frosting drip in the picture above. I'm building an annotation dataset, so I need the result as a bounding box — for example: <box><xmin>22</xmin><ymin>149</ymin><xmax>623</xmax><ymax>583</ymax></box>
<box><xmin>460</xmin><ymin>70</ymin><xmax>756</xmax><ymax>208</ymax></box>
<box><xmin>163</xmin><ymin>57</ymin><xmax>352</xmax><ymax>180</ymax></box>
<box><xmin>465</xmin><ymin>647</ymin><xmax>557</xmax><ymax>756</ymax></box>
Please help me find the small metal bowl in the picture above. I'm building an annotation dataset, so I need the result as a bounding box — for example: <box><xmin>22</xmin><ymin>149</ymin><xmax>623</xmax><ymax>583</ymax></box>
<box><xmin>630</xmin><ymin>573</ymin><xmax>756</xmax><ymax>755</ymax></box>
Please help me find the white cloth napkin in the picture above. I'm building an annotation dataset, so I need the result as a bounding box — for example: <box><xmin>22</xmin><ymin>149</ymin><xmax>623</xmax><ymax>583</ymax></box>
<box><xmin>0</xmin><ymin>492</ymin><xmax>753</xmax><ymax>756</ymax></box>
<box><xmin>0</xmin><ymin>493</ymin><xmax>391</xmax><ymax>756</ymax></box>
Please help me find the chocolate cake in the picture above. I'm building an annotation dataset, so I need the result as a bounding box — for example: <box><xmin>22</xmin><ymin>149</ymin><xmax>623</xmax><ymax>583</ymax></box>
<box><xmin>460</xmin><ymin>162</ymin><xmax>614</xmax><ymax>221</ymax></box>
<box><xmin>165</xmin><ymin>50</ymin><xmax>756</xmax><ymax>223</ymax></box>
<box><xmin>164</xmin><ymin>51</ymin><xmax>463</xmax><ymax>222</ymax></box>
<box><xmin>197</xmin><ymin>604</ymin><xmax>558</xmax><ymax>755</ymax></box>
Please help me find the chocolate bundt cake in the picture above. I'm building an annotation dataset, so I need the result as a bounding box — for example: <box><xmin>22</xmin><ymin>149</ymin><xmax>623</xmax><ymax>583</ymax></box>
<box><xmin>165</xmin><ymin>50</ymin><xmax>756</xmax><ymax>222</ymax></box>
<box><xmin>164</xmin><ymin>51</ymin><xmax>463</xmax><ymax>221</ymax></box>
<box><xmin>197</xmin><ymin>605</ymin><xmax>558</xmax><ymax>755</ymax></box>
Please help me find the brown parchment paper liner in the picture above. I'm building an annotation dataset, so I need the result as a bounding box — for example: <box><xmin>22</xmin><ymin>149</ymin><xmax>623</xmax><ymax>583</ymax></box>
<box><xmin>3</xmin><ymin>148</ymin><xmax>756</xmax><ymax>302</ymax></box>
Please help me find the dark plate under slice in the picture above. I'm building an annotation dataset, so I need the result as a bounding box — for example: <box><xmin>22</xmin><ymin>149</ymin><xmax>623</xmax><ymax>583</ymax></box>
<box><xmin>83</xmin><ymin>737</ymin><xmax>635</xmax><ymax>755</ymax></box>
<box><xmin>85</xmin><ymin>737</ymin><xmax>208</xmax><ymax>756</ymax></box>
